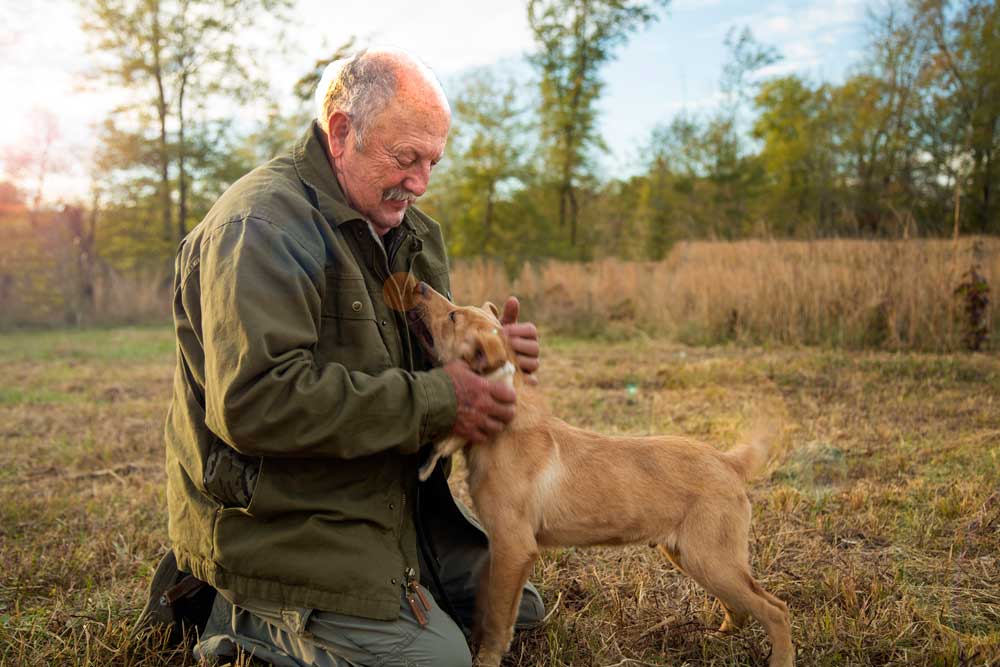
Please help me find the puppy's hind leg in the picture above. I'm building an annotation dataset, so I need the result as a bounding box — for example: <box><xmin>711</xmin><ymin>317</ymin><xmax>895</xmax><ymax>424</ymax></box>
<box><xmin>672</xmin><ymin>510</ymin><xmax>793</xmax><ymax>667</ymax></box>
<box><xmin>696</xmin><ymin>565</ymin><xmax>793</xmax><ymax>667</ymax></box>
<box><xmin>656</xmin><ymin>543</ymin><xmax>747</xmax><ymax>633</ymax></box>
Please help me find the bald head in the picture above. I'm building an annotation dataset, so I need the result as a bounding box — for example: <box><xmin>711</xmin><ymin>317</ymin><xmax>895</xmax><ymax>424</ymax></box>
<box><xmin>317</xmin><ymin>47</ymin><xmax>450</xmax><ymax>149</ymax></box>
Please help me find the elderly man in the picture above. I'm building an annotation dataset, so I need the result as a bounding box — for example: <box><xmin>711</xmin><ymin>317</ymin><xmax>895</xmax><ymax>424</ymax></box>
<box><xmin>143</xmin><ymin>47</ymin><xmax>544</xmax><ymax>666</ymax></box>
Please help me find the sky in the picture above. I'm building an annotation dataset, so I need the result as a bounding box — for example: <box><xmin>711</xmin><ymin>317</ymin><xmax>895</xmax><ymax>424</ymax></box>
<box><xmin>0</xmin><ymin>0</ymin><xmax>873</xmax><ymax>202</ymax></box>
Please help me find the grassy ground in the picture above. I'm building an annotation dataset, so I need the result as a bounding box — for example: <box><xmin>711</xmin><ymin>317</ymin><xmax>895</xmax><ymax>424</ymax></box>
<box><xmin>1</xmin><ymin>327</ymin><xmax>998</xmax><ymax>666</ymax></box>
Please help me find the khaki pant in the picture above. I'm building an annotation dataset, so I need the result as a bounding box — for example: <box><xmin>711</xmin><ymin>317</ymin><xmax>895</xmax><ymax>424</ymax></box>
<box><xmin>195</xmin><ymin>587</ymin><xmax>474</xmax><ymax>667</ymax></box>
<box><xmin>195</xmin><ymin>473</ymin><xmax>544</xmax><ymax>666</ymax></box>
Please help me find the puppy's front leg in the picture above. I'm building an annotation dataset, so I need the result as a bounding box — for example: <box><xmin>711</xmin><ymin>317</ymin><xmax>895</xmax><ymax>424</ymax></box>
<box><xmin>474</xmin><ymin>523</ymin><xmax>538</xmax><ymax>667</ymax></box>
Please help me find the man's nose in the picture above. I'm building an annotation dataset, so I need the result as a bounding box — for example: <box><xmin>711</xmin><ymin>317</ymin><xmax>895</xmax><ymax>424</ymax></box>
<box><xmin>402</xmin><ymin>163</ymin><xmax>431</xmax><ymax>197</ymax></box>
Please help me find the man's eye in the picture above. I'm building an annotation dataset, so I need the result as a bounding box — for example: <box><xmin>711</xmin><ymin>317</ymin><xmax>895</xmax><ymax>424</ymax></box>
<box><xmin>449</xmin><ymin>311</ymin><xmax>457</xmax><ymax>322</ymax></box>
<box><xmin>395</xmin><ymin>155</ymin><xmax>416</xmax><ymax>168</ymax></box>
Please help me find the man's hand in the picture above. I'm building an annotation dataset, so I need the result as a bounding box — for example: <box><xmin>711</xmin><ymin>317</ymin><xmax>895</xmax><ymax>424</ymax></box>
<box><xmin>443</xmin><ymin>360</ymin><xmax>517</xmax><ymax>443</ymax></box>
<box><xmin>500</xmin><ymin>296</ymin><xmax>540</xmax><ymax>385</ymax></box>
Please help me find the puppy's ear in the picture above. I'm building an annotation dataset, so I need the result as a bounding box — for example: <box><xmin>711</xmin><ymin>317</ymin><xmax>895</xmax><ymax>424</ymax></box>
<box><xmin>470</xmin><ymin>332</ymin><xmax>508</xmax><ymax>374</ymax></box>
<box><xmin>482</xmin><ymin>301</ymin><xmax>500</xmax><ymax>319</ymax></box>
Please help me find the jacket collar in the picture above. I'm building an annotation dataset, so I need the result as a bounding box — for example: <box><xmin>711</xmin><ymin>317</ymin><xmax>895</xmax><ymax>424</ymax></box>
<box><xmin>292</xmin><ymin>121</ymin><xmax>426</xmax><ymax>235</ymax></box>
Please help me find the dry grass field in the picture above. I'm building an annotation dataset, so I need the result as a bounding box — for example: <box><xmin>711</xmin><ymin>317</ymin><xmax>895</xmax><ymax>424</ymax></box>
<box><xmin>4</xmin><ymin>237</ymin><xmax>997</xmax><ymax>355</ymax></box>
<box><xmin>1</xmin><ymin>327</ymin><xmax>999</xmax><ymax>666</ymax></box>
<box><xmin>451</xmin><ymin>237</ymin><xmax>999</xmax><ymax>351</ymax></box>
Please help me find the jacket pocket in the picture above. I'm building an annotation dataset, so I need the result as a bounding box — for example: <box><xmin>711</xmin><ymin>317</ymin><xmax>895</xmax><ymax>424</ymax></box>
<box><xmin>317</xmin><ymin>275</ymin><xmax>392</xmax><ymax>374</ymax></box>
<box><xmin>203</xmin><ymin>436</ymin><xmax>262</xmax><ymax>511</ymax></box>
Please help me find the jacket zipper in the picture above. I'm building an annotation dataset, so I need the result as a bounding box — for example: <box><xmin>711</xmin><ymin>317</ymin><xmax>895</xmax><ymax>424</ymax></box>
<box><xmin>372</xmin><ymin>221</ymin><xmax>440</xmax><ymax>627</ymax></box>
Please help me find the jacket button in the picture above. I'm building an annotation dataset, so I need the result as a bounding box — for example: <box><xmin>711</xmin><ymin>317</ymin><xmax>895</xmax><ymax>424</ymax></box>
<box><xmin>391</xmin><ymin>578</ymin><xmax>398</xmax><ymax>585</ymax></box>
<box><xmin>351</xmin><ymin>301</ymin><xmax>362</xmax><ymax>312</ymax></box>
<box><xmin>388</xmin><ymin>502</ymin><xmax>395</xmax><ymax>510</ymax></box>
<box><xmin>380</xmin><ymin>319</ymin><xmax>387</xmax><ymax>326</ymax></box>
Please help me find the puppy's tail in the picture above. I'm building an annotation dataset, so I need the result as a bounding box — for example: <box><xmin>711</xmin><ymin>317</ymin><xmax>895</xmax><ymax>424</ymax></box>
<box><xmin>723</xmin><ymin>418</ymin><xmax>782</xmax><ymax>482</ymax></box>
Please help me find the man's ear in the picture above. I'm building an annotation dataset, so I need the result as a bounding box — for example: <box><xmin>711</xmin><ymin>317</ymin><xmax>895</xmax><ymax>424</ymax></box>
<box><xmin>326</xmin><ymin>111</ymin><xmax>352</xmax><ymax>158</ymax></box>
<box><xmin>483</xmin><ymin>302</ymin><xmax>500</xmax><ymax>319</ymax></box>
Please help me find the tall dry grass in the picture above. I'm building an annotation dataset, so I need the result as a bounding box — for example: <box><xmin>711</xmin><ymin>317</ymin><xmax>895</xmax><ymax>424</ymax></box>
<box><xmin>3</xmin><ymin>221</ymin><xmax>996</xmax><ymax>351</ymax></box>
<box><xmin>452</xmin><ymin>237</ymin><xmax>999</xmax><ymax>351</ymax></box>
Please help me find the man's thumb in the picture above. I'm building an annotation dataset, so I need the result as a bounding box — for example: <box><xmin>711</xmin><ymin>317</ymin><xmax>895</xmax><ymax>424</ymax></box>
<box><xmin>501</xmin><ymin>296</ymin><xmax>519</xmax><ymax>325</ymax></box>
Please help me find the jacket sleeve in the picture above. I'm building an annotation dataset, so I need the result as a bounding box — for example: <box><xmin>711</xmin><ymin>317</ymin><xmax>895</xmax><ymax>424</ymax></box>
<box><xmin>198</xmin><ymin>216</ymin><xmax>457</xmax><ymax>459</ymax></box>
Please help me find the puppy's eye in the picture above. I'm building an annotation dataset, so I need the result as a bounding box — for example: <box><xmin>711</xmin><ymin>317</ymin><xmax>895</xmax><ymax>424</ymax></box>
<box><xmin>449</xmin><ymin>311</ymin><xmax>457</xmax><ymax>323</ymax></box>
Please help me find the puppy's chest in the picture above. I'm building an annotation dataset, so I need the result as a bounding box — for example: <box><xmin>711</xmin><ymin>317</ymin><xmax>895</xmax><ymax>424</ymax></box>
<box><xmin>465</xmin><ymin>431</ymin><xmax>560</xmax><ymax>507</ymax></box>
<box><xmin>463</xmin><ymin>442</ymin><xmax>501</xmax><ymax>499</ymax></box>
<box><xmin>464</xmin><ymin>433</ymin><xmax>515</xmax><ymax>485</ymax></box>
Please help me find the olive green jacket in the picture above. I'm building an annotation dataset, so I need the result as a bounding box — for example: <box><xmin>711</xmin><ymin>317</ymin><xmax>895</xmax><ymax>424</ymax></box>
<box><xmin>165</xmin><ymin>122</ymin><xmax>458</xmax><ymax>620</ymax></box>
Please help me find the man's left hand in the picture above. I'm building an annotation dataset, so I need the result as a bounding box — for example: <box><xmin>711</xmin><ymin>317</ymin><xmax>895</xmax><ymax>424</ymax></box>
<box><xmin>501</xmin><ymin>296</ymin><xmax>540</xmax><ymax>386</ymax></box>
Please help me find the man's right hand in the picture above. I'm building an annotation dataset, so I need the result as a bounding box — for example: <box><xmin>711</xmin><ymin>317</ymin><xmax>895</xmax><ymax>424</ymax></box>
<box><xmin>442</xmin><ymin>360</ymin><xmax>517</xmax><ymax>443</ymax></box>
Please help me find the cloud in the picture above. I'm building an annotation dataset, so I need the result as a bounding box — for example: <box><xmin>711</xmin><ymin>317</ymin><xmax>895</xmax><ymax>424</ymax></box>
<box><xmin>293</xmin><ymin>0</ymin><xmax>534</xmax><ymax>77</ymax></box>
<box><xmin>659</xmin><ymin>91</ymin><xmax>728</xmax><ymax>115</ymax></box>
<box><xmin>734</xmin><ymin>0</ymin><xmax>867</xmax><ymax>78</ymax></box>
<box><xmin>672</xmin><ymin>0</ymin><xmax>723</xmax><ymax>10</ymax></box>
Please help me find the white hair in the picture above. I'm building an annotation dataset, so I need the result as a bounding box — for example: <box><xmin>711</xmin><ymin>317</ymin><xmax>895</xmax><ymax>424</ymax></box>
<box><xmin>314</xmin><ymin>49</ymin><xmax>398</xmax><ymax>149</ymax></box>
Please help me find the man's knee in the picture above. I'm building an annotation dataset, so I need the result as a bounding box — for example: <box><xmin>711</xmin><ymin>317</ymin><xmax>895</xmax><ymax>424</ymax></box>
<box><xmin>428</xmin><ymin>632</ymin><xmax>472</xmax><ymax>667</ymax></box>
<box><xmin>393</xmin><ymin>619</ymin><xmax>471</xmax><ymax>667</ymax></box>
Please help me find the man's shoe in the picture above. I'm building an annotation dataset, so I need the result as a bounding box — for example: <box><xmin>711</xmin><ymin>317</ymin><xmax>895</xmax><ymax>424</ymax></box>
<box><xmin>133</xmin><ymin>549</ymin><xmax>216</xmax><ymax>646</ymax></box>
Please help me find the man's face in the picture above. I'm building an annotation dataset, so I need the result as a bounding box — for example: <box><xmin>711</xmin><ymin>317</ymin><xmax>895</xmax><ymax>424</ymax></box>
<box><xmin>330</xmin><ymin>96</ymin><xmax>449</xmax><ymax>235</ymax></box>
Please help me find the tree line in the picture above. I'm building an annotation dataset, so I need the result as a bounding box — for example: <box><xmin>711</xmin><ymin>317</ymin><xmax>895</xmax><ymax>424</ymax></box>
<box><xmin>2</xmin><ymin>0</ymin><xmax>998</xmax><ymax>282</ymax></box>
<box><xmin>424</xmin><ymin>0</ymin><xmax>1000</xmax><ymax>269</ymax></box>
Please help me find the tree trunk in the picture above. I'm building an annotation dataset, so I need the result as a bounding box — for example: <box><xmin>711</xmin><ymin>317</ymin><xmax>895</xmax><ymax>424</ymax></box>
<box><xmin>82</xmin><ymin>189</ymin><xmax>99</xmax><ymax>316</ymax></box>
<box><xmin>151</xmin><ymin>0</ymin><xmax>172</xmax><ymax>243</ymax></box>
<box><xmin>558</xmin><ymin>182</ymin><xmax>567</xmax><ymax>229</ymax></box>
<box><xmin>568</xmin><ymin>184</ymin><xmax>578</xmax><ymax>247</ymax></box>
<box><xmin>981</xmin><ymin>166</ymin><xmax>992</xmax><ymax>234</ymax></box>
<box><xmin>953</xmin><ymin>168</ymin><xmax>962</xmax><ymax>241</ymax></box>
<box><xmin>559</xmin><ymin>128</ymin><xmax>574</xmax><ymax>233</ymax></box>
<box><xmin>483</xmin><ymin>179</ymin><xmax>495</xmax><ymax>249</ymax></box>
<box><xmin>177</xmin><ymin>73</ymin><xmax>188</xmax><ymax>244</ymax></box>
<box><xmin>978</xmin><ymin>117</ymin><xmax>995</xmax><ymax>233</ymax></box>
<box><xmin>29</xmin><ymin>131</ymin><xmax>53</xmax><ymax>229</ymax></box>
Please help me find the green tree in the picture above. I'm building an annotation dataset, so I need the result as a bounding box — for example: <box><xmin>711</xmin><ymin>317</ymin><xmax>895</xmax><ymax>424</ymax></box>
<box><xmin>422</xmin><ymin>67</ymin><xmax>537</xmax><ymax>269</ymax></box>
<box><xmin>527</xmin><ymin>0</ymin><xmax>668</xmax><ymax>249</ymax></box>
<box><xmin>292</xmin><ymin>36</ymin><xmax>360</xmax><ymax>105</ymax></box>
<box><xmin>638</xmin><ymin>116</ymin><xmax>704</xmax><ymax>254</ymax></box>
<box><xmin>754</xmin><ymin>76</ymin><xmax>839</xmax><ymax>236</ymax></box>
<box><xmin>81</xmin><ymin>0</ymin><xmax>291</xmax><ymax>247</ymax></box>
<box><xmin>917</xmin><ymin>0</ymin><xmax>1000</xmax><ymax>235</ymax></box>
<box><xmin>829</xmin><ymin>5</ymin><xmax>927</xmax><ymax>235</ymax></box>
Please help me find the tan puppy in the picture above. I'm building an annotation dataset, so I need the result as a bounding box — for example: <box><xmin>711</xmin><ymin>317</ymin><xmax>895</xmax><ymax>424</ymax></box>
<box><xmin>409</xmin><ymin>282</ymin><xmax>794</xmax><ymax>667</ymax></box>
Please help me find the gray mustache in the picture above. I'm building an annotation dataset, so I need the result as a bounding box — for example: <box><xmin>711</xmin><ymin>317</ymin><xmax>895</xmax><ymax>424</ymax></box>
<box><xmin>383</xmin><ymin>186</ymin><xmax>418</xmax><ymax>203</ymax></box>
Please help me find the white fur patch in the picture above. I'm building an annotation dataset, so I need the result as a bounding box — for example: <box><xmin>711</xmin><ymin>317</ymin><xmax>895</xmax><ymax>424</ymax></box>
<box><xmin>535</xmin><ymin>437</ymin><xmax>563</xmax><ymax>503</ymax></box>
<box><xmin>487</xmin><ymin>361</ymin><xmax>517</xmax><ymax>385</ymax></box>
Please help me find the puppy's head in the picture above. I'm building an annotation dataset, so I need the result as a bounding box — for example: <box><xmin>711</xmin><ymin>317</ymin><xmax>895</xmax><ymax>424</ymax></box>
<box><xmin>408</xmin><ymin>281</ymin><xmax>511</xmax><ymax>374</ymax></box>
